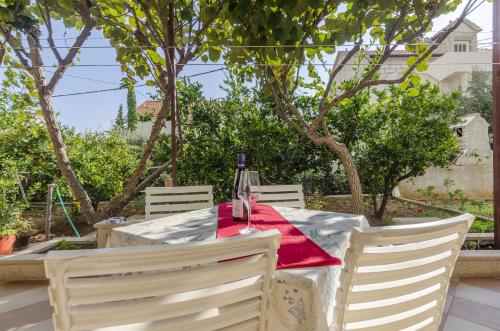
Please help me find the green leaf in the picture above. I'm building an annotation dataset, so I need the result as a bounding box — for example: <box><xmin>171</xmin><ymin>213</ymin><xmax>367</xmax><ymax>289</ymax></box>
<box><xmin>400</xmin><ymin>81</ymin><xmax>409</xmax><ymax>91</ymax></box>
<box><xmin>407</xmin><ymin>87</ymin><xmax>419</xmax><ymax>96</ymax></box>
<box><xmin>416</xmin><ymin>61</ymin><xmax>429</xmax><ymax>72</ymax></box>
<box><xmin>410</xmin><ymin>75</ymin><xmax>421</xmax><ymax>85</ymax></box>
<box><xmin>208</xmin><ymin>47</ymin><xmax>221</xmax><ymax>62</ymax></box>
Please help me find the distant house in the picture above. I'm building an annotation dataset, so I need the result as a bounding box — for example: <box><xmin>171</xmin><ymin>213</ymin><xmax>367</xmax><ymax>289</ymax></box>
<box><xmin>127</xmin><ymin>101</ymin><xmax>171</xmax><ymax>140</ymax></box>
<box><xmin>398</xmin><ymin>113</ymin><xmax>492</xmax><ymax>199</ymax></box>
<box><xmin>331</xmin><ymin>18</ymin><xmax>491</xmax><ymax>93</ymax></box>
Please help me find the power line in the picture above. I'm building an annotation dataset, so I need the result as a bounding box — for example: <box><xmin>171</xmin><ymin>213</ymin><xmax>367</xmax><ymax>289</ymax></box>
<box><xmin>45</xmin><ymin>69</ymin><xmax>121</xmax><ymax>85</ymax></box>
<box><xmin>3</xmin><ymin>41</ymin><xmax>498</xmax><ymax>51</ymax></box>
<box><xmin>34</xmin><ymin>30</ymin><xmax>494</xmax><ymax>42</ymax></box>
<box><xmin>51</xmin><ymin>68</ymin><xmax>225</xmax><ymax>98</ymax></box>
<box><xmin>1</xmin><ymin>61</ymin><xmax>496</xmax><ymax>70</ymax></box>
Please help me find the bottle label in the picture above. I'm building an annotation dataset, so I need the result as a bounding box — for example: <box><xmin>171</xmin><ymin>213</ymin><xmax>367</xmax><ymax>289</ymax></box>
<box><xmin>232</xmin><ymin>199</ymin><xmax>243</xmax><ymax>218</ymax></box>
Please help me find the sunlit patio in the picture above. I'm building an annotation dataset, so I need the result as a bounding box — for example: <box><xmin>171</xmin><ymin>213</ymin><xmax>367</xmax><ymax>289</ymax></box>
<box><xmin>2</xmin><ymin>278</ymin><xmax>500</xmax><ymax>331</ymax></box>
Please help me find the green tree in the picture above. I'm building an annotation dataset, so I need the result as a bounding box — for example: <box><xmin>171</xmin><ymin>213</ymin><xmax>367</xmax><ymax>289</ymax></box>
<box><xmin>0</xmin><ymin>87</ymin><xmax>142</xmax><ymax>211</ymax></box>
<box><xmin>0</xmin><ymin>0</ymin><xmax>98</xmax><ymax>223</ymax></box>
<box><xmin>126</xmin><ymin>86</ymin><xmax>138</xmax><ymax>130</ymax></box>
<box><xmin>218</xmin><ymin>0</ymin><xmax>482</xmax><ymax>219</ymax></box>
<box><xmin>115</xmin><ymin>104</ymin><xmax>125</xmax><ymax>130</ymax></box>
<box><xmin>458</xmin><ymin>70</ymin><xmax>492</xmax><ymax>136</ymax></box>
<box><xmin>354</xmin><ymin>83</ymin><xmax>460</xmax><ymax>220</ymax></box>
<box><xmin>169</xmin><ymin>78</ymin><xmax>336</xmax><ymax>202</ymax></box>
<box><xmin>65</xmin><ymin>131</ymin><xmax>142</xmax><ymax>211</ymax></box>
<box><xmin>93</xmin><ymin>0</ymin><xmax>223</xmax><ymax>216</ymax></box>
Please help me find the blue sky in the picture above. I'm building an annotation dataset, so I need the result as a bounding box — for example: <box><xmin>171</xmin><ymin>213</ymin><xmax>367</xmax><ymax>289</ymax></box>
<box><xmin>33</xmin><ymin>1</ymin><xmax>494</xmax><ymax>132</ymax></box>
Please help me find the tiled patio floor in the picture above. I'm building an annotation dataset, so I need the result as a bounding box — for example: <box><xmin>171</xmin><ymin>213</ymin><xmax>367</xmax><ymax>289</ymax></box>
<box><xmin>1</xmin><ymin>278</ymin><xmax>499</xmax><ymax>331</ymax></box>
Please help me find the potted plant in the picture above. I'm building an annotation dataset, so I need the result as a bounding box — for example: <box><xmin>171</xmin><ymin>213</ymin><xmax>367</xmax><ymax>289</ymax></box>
<box><xmin>160</xmin><ymin>172</ymin><xmax>173</xmax><ymax>187</ymax></box>
<box><xmin>13</xmin><ymin>218</ymin><xmax>35</xmax><ymax>249</ymax></box>
<box><xmin>0</xmin><ymin>225</ymin><xmax>16</xmax><ymax>255</ymax></box>
<box><xmin>0</xmin><ymin>164</ymin><xmax>26</xmax><ymax>255</ymax></box>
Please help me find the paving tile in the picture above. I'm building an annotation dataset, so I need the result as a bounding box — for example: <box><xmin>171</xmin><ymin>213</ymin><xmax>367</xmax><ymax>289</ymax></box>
<box><xmin>438</xmin><ymin>313</ymin><xmax>447</xmax><ymax>331</ymax></box>
<box><xmin>0</xmin><ymin>287</ymin><xmax>48</xmax><ymax>315</ymax></box>
<box><xmin>461</xmin><ymin>278</ymin><xmax>500</xmax><ymax>295</ymax></box>
<box><xmin>447</xmin><ymin>280</ymin><xmax>459</xmax><ymax>296</ymax></box>
<box><xmin>0</xmin><ymin>300</ymin><xmax>52</xmax><ymax>331</ymax></box>
<box><xmin>442</xmin><ymin>315</ymin><xmax>496</xmax><ymax>331</ymax></box>
<box><xmin>0</xmin><ymin>282</ymin><xmax>46</xmax><ymax>298</ymax></box>
<box><xmin>449</xmin><ymin>296</ymin><xmax>500</xmax><ymax>330</ymax></box>
<box><xmin>444</xmin><ymin>294</ymin><xmax>453</xmax><ymax>313</ymax></box>
<box><xmin>5</xmin><ymin>319</ymin><xmax>53</xmax><ymax>331</ymax></box>
<box><xmin>454</xmin><ymin>282</ymin><xmax>500</xmax><ymax>310</ymax></box>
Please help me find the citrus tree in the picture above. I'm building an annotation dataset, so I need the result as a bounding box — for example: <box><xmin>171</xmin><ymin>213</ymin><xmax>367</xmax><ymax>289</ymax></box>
<box><xmin>0</xmin><ymin>0</ymin><xmax>99</xmax><ymax>223</ymax></box>
<box><xmin>353</xmin><ymin>83</ymin><xmax>460</xmax><ymax>220</ymax></box>
<box><xmin>92</xmin><ymin>0</ymin><xmax>224</xmax><ymax>216</ymax></box>
<box><xmin>215</xmin><ymin>0</ymin><xmax>483</xmax><ymax>217</ymax></box>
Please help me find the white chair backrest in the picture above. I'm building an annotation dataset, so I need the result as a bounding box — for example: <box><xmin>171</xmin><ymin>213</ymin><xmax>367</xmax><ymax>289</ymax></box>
<box><xmin>45</xmin><ymin>230</ymin><xmax>280</xmax><ymax>331</ymax></box>
<box><xmin>145</xmin><ymin>185</ymin><xmax>214</xmax><ymax>220</ymax></box>
<box><xmin>259</xmin><ymin>184</ymin><xmax>305</xmax><ymax>209</ymax></box>
<box><xmin>334</xmin><ymin>214</ymin><xmax>474</xmax><ymax>331</ymax></box>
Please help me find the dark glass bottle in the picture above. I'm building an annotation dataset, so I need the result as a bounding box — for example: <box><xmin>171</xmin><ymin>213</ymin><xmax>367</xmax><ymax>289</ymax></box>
<box><xmin>232</xmin><ymin>153</ymin><xmax>246</xmax><ymax>221</ymax></box>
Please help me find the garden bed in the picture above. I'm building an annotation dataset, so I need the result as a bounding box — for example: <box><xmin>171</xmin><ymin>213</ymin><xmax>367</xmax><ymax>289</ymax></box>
<box><xmin>0</xmin><ymin>236</ymin><xmax>96</xmax><ymax>281</ymax></box>
<box><xmin>20</xmin><ymin>201</ymin><xmax>142</xmax><ymax>243</ymax></box>
<box><xmin>319</xmin><ymin>195</ymin><xmax>500</xmax><ymax>277</ymax></box>
<box><xmin>319</xmin><ymin>195</ymin><xmax>494</xmax><ymax>234</ymax></box>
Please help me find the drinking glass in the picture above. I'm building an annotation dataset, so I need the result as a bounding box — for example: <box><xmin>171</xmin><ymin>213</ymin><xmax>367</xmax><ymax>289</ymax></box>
<box><xmin>237</xmin><ymin>170</ymin><xmax>261</xmax><ymax>235</ymax></box>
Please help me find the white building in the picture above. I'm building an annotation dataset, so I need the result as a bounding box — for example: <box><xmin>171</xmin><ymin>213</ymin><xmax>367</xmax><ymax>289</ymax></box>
<box><xmin>332</xmin><ymin>19</ymin><xmax>493</xmax><ymax>199</ymax></box>
<box><xmin>126</xmin><ymin>101</ymin><xmax>171</xmax><ymax>141</ymax></box>
<box><xmin>332</xmin><ymin>19</ymin><xmax>491</xmax><ymax>93</ymax></box>
<box><xmin>398</xmin><ymin>113</ymin><xmax>493</xmax><ymax>199</ymax></box>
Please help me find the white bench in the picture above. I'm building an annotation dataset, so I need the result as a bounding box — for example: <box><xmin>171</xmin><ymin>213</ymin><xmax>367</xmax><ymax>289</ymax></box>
<box><xmin>45</xmin><ymin>230</ymin><xmax>280</xmax><ymax>331</ymax></box>
<box><xmin>259</xmin><ymin>184</ymin><xmax>305</xmax><ymax>209</ymax></box>
<box><xmin>146</xmin><ymin>185</ymin><xmax>214</xmax><ymax>221</ymax></box>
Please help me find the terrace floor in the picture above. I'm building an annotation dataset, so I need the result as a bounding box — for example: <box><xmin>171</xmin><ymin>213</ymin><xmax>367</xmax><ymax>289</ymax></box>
<box><xmin>1</xmin><ymin>278</ymin><xmax>499</xmax><ymax>331</ymax></box>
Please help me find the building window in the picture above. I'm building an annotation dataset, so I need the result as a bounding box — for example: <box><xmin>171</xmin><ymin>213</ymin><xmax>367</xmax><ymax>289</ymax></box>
<box><xmin>454</xmin><ymin>42</ymin><xmax>468</xmax><ymax>52</ymax></box>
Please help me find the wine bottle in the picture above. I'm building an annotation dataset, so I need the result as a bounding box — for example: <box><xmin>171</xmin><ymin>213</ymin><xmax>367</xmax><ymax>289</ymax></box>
<box><xmin>232</xmin><ymin>153</ymin><xmax>246</xmax><ymax>221</ymax></box>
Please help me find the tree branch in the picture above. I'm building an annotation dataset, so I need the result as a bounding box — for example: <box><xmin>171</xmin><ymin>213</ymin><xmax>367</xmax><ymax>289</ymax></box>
<box><xmin>38</xmin><ymin>0</ymin><xmax>62</xmax><ymax>63</ymax></box>
<box><xmin>46</xmin><ymin>1</ymin><xmax>95</xmax><ymax>92</ymax></box>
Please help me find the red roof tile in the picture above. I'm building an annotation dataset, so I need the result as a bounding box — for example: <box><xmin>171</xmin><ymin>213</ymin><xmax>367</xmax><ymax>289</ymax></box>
<box><xmin>137</xmin><ymin>101</ymin><xmax>162</xmax><ymax>115</ymax></box>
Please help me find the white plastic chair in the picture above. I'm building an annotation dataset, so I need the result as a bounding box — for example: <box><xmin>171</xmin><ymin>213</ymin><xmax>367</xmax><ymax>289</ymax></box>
<box><xmin>45</xmin><ymin>229</ymin><xmax>280</xmax><ymax>331</ymax></box>
<box><xmin>333</xmin><ymin>214</ymin><xmax>474</xmax><ymax>331</ymax></box>
<box><xmin>145</xmin><ymin>185</ymin><xmax>214</xmax><ymax>220</ymax></box>
<box><xmin>259</xmin><ymin>184</ymin><xmax>305</xmax><ymax>209</ymax></box>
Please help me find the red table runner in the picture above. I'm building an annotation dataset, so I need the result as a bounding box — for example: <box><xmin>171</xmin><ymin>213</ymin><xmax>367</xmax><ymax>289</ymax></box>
<box><xmin>217</xmin><ymin>203</ymin><xmax>341</xmax><ymax>269</ymax></box>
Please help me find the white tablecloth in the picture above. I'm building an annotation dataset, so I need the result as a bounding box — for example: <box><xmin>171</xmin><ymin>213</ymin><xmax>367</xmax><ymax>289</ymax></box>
<box><xmin>108</xmin><ymin>207</ymin><xmax>369</xmax><ymax>331</ymax></box>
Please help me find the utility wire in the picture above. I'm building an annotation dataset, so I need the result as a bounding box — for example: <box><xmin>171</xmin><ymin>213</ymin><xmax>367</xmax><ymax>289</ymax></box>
<box><xmin>45</xmin><ymin>69</ymin><xmax>122</xmax><ymax>85</ymax></box>
<box><xmin>51</xmin><ymin>68</ymin><xmax>225</xmax><ymax>98</ymax></box>
<box><xmin>33</xmin><ymin>30</ymin><xmax>495</xmax><ymax>41</ymax></box>
<box><xmin>2</xmin><ymin>41</ymin><xmax>498</xmax><ymax>50</ymax></box>
<box><xmin>1</xmin><ymin>62</ymin><xmax>495</xmax><ymax>70</ymax></box>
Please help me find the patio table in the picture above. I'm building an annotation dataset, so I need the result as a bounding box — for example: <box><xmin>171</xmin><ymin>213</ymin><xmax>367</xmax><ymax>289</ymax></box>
<box><xmin>107</xmin><ymin>206</ymin><xmax>369</xmax><ymax>331</ymax></box>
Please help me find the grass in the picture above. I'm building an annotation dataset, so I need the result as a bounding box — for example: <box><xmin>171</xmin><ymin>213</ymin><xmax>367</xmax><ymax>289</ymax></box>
<box><xmin>383</xmin><ymin>210</ymin><xmax>453</xmax><ymax>225</ymax></box>
<box><xmin>469</xmin><ymin>219</ymin><xmax>494</xmax><ymax>233</ymax></box>
<box><xmin>460</xmin><ymin>202</ymin><xmax>493</xmax><ymax>218</ymax></box>
<box><xmin>383</xmin><ymin>206</ymin><xmax>493</xmax><ymax>234</ymax></box>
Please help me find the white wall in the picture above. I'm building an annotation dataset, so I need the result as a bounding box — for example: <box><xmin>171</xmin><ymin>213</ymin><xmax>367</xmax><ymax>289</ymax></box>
<box><xmin>122</xmin><ymin>120</ymin><xmax>171</xmax><ymax>141</ymax></box>
<box><xmin>398</xmin><ymin>163</ymin><xmax>493</xmax><ymax>199</ymax></box>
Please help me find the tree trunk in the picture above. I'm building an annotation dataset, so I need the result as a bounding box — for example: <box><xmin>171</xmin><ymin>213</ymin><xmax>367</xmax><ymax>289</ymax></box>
<box><xmin>26</xmin><ymin>35</ymin><xmax>98</xmax><ymax>225</ymax></box>
<box><xmin>37</xmin><ymin>92</ymin><xmax>98</xmax><ymax>224</ymax></box>
<box><xmin>324</xmin><ymin>141</ymin><xmax>364</xmax><ymax>215</ymax></box>
<box><xmin>374</xmin><ymin>191</ymin><xmax>390</xmax><ymax>221</ymax></box>
<box><xmin>371</xmin><ymin>194</ymin><xmax>378</xmax><ymax>217</ymax></box>
<box><xmin>167</xmin><ymin>1</ymin><xmax>178</xmax><ymax>186</ymax></box>
<box><xmin>100</xmin><ymin>98</ymin><xmax>171</xmax><ymax>218</ymax></box>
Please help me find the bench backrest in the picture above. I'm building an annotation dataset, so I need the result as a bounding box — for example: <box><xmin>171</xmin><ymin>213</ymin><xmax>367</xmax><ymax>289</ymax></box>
<box><xmin>45</xmin><ymin>230</ymin><xmax>281</xmax><ymax>331</ymax></box>
<box><xmin>259</xmin><ymin>184</ymin><xmax>305</xmax><ymax>209</ymax></box>
<box><xmin>334</xmin><ymin>214</ymin><xmax>474</xmax><ymax>331</ymax></box>
<box><xmin>145</xmin><ymin>185</ymin><xmax>214</xmax><ymax>220</ymax></box>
